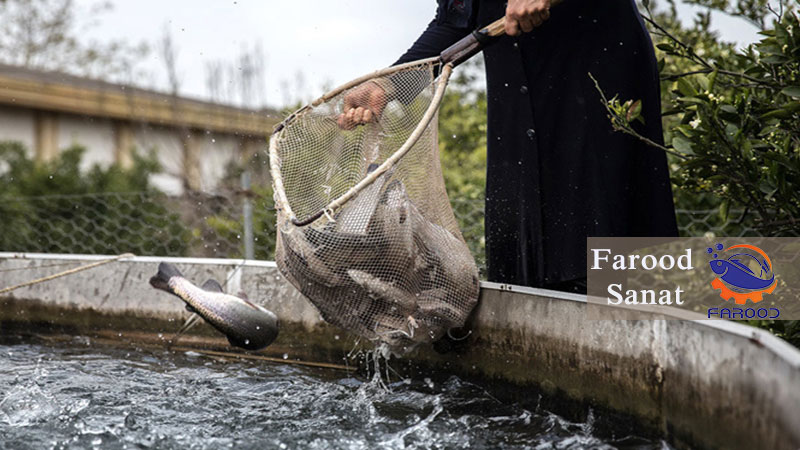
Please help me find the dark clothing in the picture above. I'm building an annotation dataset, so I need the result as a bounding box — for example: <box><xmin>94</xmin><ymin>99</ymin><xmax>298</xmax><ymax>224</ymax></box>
<box><xmin>397</xmin><ymin>0</ymin><xmax>678</xmax><ymax>288</ymax></box>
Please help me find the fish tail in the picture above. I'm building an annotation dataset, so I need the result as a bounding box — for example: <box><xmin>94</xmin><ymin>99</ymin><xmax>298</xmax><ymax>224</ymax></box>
<box><xmin>149</xmin><ymin>262</ymin><xmax>184</xmax><ymax>293</ymax></box>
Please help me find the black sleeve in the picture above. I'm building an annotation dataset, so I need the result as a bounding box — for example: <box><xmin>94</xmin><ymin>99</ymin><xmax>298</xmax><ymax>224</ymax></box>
<box><xmin>393</xmin><ymin>17</ymin><xmax>472</xmax><ymax>66</ymax></box>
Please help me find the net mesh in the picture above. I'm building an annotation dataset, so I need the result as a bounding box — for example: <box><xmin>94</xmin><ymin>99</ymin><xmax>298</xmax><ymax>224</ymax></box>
<box><xmin>271</xmin><ymin>60</ymin><xmax>479</xmax><ymax>353</ymax></box>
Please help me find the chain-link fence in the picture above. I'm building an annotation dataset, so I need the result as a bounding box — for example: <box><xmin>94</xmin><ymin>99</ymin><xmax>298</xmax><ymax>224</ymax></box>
<box><xmin>0</xmin><ymin>190</ymin><xmax>276</xmax><ymax>260</ymax></box>
<box><xmin>0</xmin><ymin>191</ymin><xmax>789</xmax><ymax>274</ymax></box>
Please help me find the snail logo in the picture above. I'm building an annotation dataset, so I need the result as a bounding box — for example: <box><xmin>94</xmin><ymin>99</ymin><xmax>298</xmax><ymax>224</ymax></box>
<box><xmin>708</xmin><ymin>243</ymin><xmax>777</xmax><ymax>305</ymax></box>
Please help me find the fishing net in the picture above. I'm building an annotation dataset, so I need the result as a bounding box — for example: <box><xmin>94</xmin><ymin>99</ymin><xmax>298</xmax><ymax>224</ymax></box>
<box><xmin>270</xmin><ymin>58</ymin><xmax>479</xmax><ymax>353</ymax></box>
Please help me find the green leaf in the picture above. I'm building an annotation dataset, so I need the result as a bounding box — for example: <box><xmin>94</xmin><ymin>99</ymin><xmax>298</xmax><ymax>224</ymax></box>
<box><xmin>676</xmin><ymin>78</ymin><xmax>698</xmax><ymax>97</ymax></box>
<box><xmin>657</xmin><ymin>43</ymin><xmax>674</xmax><ymax>52</ymax></box>
<box><xmin>675</xmin><ymin>124</ymin><xmax>694</xmax><ymax>137</ymax></box>
<box><xmin>719</xmin><ymin>199</ymin><xmax>729</xmax><ymax>222</ymax></box>
<box><xmin>696</xmin><ymin>74</ymin><xmax>709</xmax><ymax>91</ymax></box>
<box><xmin>708</xmin><ymin>69</ymin><xmax>719</xmax><ymax>92</ymax></box>
<box><xmin>626</xmin><ymin>99</ymin><xmax>643</xmax><ymax>123</ymax></box>
<box><xmin>781</xmin><ymin>86</ymin><xmax>800</xmax><ymax>98</ymax></box>
<box><xmin>759</xmin><ymin>180</ymin><xmax>777</xmax><ymax>196</ymax></box>
<box><xmin>671</xmin><ymin>136</ymin><xmax>695</xmax><ymax>155</ymax></box>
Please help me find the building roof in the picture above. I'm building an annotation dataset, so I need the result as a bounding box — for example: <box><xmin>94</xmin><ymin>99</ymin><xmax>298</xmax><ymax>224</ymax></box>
<box><xmin>0</xmin><ymin>63</ymin><xmax>280</xmax><ymax>137</ymax></box>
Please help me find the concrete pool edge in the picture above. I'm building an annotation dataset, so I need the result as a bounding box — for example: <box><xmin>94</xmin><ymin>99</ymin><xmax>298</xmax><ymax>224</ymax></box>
<box><xmin>1</xmin><ymin>253</ymin><xmax>798</xmax><ymax>450</ymax></box>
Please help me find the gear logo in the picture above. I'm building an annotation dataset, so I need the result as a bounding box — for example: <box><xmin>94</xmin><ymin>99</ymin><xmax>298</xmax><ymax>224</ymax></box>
<box><xmin>708</xmin><ymin>243</ymin><xmax>776</xmax><ymax>305</ymax></box>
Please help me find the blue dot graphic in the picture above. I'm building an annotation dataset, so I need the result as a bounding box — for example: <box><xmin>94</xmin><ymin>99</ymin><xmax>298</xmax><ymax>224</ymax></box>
<box><xmin>716</xmin><ymin>243</ymin><xmax>724</xmax><ymax>250</ymax></box>
<box><xmin>707</xmin><ymin>247</ymin><xmax>713</xmax><ymax>253</ymax></box>
<box><xmin>713</xmin><ymin>254</ymin><xmax>718</xmax><ymax>258</ymax></box>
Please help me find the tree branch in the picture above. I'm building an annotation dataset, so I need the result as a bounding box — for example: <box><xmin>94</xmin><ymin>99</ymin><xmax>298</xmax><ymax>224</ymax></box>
<box><xmin>589</xmin><ymin>73</ymin><xmax>688</xmax><ymax>160</ymax></box>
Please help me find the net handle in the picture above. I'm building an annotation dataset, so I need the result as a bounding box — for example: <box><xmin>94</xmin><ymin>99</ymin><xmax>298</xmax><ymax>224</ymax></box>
<box><xmin>440</xmin><ymin>2</ymin><xmax>563</xmax><ymax>66</ymax></box>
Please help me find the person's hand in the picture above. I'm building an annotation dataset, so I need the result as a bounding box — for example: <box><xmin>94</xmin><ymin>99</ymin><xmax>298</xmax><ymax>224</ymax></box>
<box><xmin>505</xmin><ymin>0</ymin><xmax>551</xmax><ymax>36</ymax></box>
<box><xmin>337</xmin><ymin>82</ymin><xmax>388</xmax><ymax>130</ymax></box>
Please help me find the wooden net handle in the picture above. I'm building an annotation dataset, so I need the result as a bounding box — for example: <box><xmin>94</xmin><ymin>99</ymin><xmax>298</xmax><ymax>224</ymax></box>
<box><xmin>483</xmin><ymin>17</ymin><xmax>507</xmax><ymax>37</ymax></box>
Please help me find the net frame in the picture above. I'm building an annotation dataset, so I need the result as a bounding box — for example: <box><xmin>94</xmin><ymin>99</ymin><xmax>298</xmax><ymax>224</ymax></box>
<box><xmin>270</xmin><ymin>58</ymin><xmax>452</xmax><ymax>226</ymax></box>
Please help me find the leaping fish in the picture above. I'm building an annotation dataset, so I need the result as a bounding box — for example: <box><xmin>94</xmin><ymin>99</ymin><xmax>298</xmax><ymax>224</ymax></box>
<box><xmin>149</xmin><ymin>262</ymin><xmax>279</xmax><ymax>350</ymax></box>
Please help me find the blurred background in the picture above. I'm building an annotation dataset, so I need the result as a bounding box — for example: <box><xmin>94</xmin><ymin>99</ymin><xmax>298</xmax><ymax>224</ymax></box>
<box><xmin>0</xmin><ymin>0</ymin><xmax>788</xmax><ymax>275</ymax></box>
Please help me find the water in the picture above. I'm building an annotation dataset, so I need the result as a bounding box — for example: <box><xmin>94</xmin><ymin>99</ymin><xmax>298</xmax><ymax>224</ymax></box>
<box><xmin>0</xmin><ymin>336</ymin><xmax>670</xmax><ymax>450</ymax></box>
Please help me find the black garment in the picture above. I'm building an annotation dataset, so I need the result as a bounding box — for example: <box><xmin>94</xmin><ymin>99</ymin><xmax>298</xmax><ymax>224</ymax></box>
<box><xmin>397</xmin><ymin>0</ymin><xmax>678</xmax><ymax>288</ymax></box>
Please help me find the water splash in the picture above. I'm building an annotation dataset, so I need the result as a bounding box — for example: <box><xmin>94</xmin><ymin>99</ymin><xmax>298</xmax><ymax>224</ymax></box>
<box><xmin>0</xmin><ymin>338</ymin><xmax>672</xmax><ymax>450</ymax></box>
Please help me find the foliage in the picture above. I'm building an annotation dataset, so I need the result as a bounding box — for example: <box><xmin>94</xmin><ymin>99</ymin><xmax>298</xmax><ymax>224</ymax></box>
<box><xmin>0</xmin><ymin>141</ymin><xmax>189</xmax><ymax>255</ymax></box>
<box><xmin>202</xmin><ymin>160</ymin><xmax>278</xmax><ymax>260</ymax></box>
<box><xmin>600</xmin><ymin>0</ymin><xmax>800</xmax><ymax>236</ymax></box>
<box><xmin>598</xmin><ymin>1</ymin><xmax>800</xmax><ymax>344</ymax></box>
<box><xmin>438</xmin><ymin>58</ymin><xmax>488</xmax><ymax>201</ymax></box>
<box><xmin>437</xmin><ymin>58</ymin><xmax>489</xmax><ymax>269</ymax></box>
<box><xmin>201</xmin><ymin>185</ymin><xmax>278</xmax><ymax>261</ymax></box>
<box><xmin>752</xmin><ymin>318</ymin><xmax>800</xmax><ymax>347</ymax></box>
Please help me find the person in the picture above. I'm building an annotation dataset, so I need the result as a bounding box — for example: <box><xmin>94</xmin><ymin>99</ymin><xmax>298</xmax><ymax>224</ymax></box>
<box><xmin>339</xmin><ymin>0</ymin><xmax>678</xmax><ymax>294</ymax></box>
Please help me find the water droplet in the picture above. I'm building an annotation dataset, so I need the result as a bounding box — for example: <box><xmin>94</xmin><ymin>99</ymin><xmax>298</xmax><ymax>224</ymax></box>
<box><xmin>244</xmin><ymin>339</ymin><xmax>250</xmax><ymax>345</ymax></box>
<box><xmin>282</xmin><ymin>353</ymin><xmax>289</xmax><ymax>360</ymax></box>
<box><xmin>526</xmin><ymin>129</ymin><xmax>536</xmax><ymax>139</ymax></box>
<box><xmin>520</xmin><ymin>85</ymin><xmax>528</xmax><ymax>94</ymax></box>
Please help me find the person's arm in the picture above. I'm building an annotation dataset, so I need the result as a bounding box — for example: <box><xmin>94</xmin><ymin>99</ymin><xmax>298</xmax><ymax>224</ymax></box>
<box><xmin>338</xmin><ymin>0</ymin><xmax>552</xmax><ymax>129</ymax></box>
<box><xmin>394</xmin><ymin>18</ymin><xmax>472</xmax><ymax>66</ymax></box>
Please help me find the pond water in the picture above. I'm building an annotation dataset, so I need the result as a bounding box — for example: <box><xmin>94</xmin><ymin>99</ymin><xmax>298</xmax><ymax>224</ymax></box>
<box><xmin>0</xmin><ymin>336</ymin><xmax>670</xmax><ymax>449</ymax></box>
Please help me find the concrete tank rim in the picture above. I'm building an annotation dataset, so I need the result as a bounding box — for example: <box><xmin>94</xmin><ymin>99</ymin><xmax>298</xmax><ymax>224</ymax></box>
<box><xmin>2</xmin><ymin>252</ymin><xmax>799</xmax><ymax>368</ymax></box>
<box><xmin>0</xmin><ymin>252</ymin><xmax>277</xmax><ymax>268</ymax></box>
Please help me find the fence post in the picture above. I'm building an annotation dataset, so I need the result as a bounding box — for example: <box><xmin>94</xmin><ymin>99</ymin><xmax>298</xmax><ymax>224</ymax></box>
<box><xmin>241</xmin><ymin>171</ymin><xmax>255</xmax><ymax>260</ymax></box>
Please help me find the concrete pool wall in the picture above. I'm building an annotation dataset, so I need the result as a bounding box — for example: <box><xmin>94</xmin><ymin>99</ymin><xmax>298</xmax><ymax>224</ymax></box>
<box><xmin>1</xmin><ymin>253</ymin><xmax>798</xmax><ymax>450</ymax></box>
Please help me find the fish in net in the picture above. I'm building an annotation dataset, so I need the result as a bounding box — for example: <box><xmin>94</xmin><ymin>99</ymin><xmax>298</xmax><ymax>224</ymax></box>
<box><xmin>269</xmin><ymin>17</ymin><xmax>516</xmax><ymax>353</ymax></box>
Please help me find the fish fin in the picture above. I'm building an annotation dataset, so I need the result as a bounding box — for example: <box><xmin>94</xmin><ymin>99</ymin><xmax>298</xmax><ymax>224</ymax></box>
<box><xmin>168</xmin><ymin>313</ymin><xmax>202</xmax><ymax>347</ymax></box>
<box><xmin>148</xmin><ymin>275</ymin><xmax>170</xmax><ymax>292</ymax></box>
<box><xmin>149</xmin><ymin>262</ymin><xmax>184</xmax><ymax>293</ymax></box>
<box><xmin>201</xmin><ymin>279</ymin><xmax>224</xmax><ymax>293</ymax></box>
<box><xmin>157</xmin><ymin>262</ymin><xmax>183</xmax><ymax>279</ymax></box>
